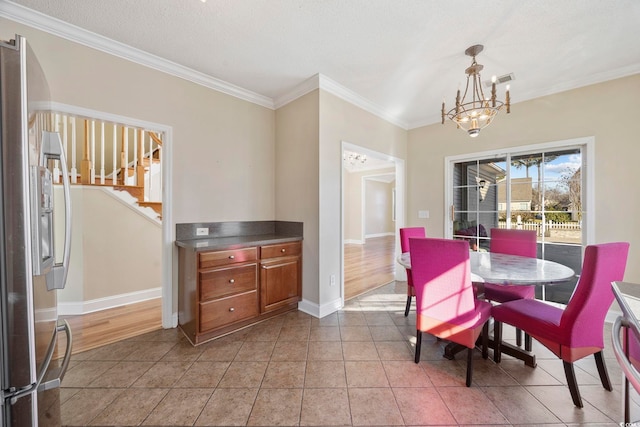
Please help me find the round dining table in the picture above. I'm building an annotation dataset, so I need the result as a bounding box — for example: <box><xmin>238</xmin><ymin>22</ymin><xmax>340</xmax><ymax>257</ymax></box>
<box><xmin>398</xmin><ymin>249</ymin><xmax>575</xmax><ymax>367</ymax></box>
<box><xmin>398</xmin><ymin>250</ymin><xmax>575</xmax><ymax>285</ymax></box>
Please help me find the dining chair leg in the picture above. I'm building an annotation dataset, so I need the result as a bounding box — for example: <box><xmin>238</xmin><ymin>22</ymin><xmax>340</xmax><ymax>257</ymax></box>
<box><xmin>481</xmin><ymin>322</ymin><xmax>489</xmax><ymax>359</ymax></box>
<box><xmin>594</xmin><ymin>351</ymin><xmax>613</xmax><ymax>391</ymax></box>
<box><xmin>414</xmin><ymin>330</ymin><xmax>422</xmax><ymax>363</ymax></box>
<box><xmin>563</xmin><ymin>361</ymin><xmax>584</xmax><ymax>408</ymax></box>
<box><xmin>524</xmin><ymin>333</ymin><xmax>532</xmax><ymax>351</ymax></box>
<box><xmin>404</xmin><ymin>295</ymin><xmax>412</xmax><ymax>317</ymax></box>
<box><xmin>466</xmin><ymin>348</ymin><xmax>473</xmax><ymax>387</ymax></box>
<box><xmin>493</xmin><ymin>320</ymin><xmax>502</xmax><ymax>363</ymax></box>
<box><xmin>516</xmin><ymin>328</ymin><xmax>522</xmax><ymax>347</ymax></box>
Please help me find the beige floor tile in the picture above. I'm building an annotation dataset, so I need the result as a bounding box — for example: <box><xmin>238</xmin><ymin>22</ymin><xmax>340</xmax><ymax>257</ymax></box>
<box><xmin>467</xmin><ymin>357</ymin><xmax>520</xmax><ymax>386</ymax></box>
<box><xmin>142</xmin><ymin>388</ymin><xmax>212</xmax><ymax>426</ymax></box>
<box><xmin>420</xmin><ymin>359</ymin><xmax>470</xmax><ymax>387</ymax></box>
<box><xmin>83</xmin><ymin>340</ymin><xmax>139</xmax><ymax>361</ymax></box>
<box><xmin>337</xmin><ymin>312</ymin><xmax>368</xmax><ymax>326</ymax></box>
<box><xmin>61</xmin><ymin>361</ymin><xmax>118</xmax><ymax>388</ymax></box>
<box><xmin>393</xmin><ymin>387</ymin><xmax>457</xmax><ymax>425</ymax></box>
<box><xmin>309</xmin><ymin>326</ymin><xmax>341</xmax><ymax>341</ymax></box>
<box><xmin>382</xmin><ymin>360</ymin><xmax>432</xmax><ymax>387</ymax></box>
<box><xmin>278</xmin><ymin>324</ymin><xmax>311</xmax><ymax>341</ymax></box>
<box><xmin>364</xmin><ymin>312</ymin><xmax>395</xmax><ymax>326</ymax></box>
<box><xmin>526</xmin><ymin>384</ymin><xmax>616</xmax><ymax>424</ymax></box>
<box><xmin>160</xmin><ymin>339</ymin><xmax>206</xmax><ymax>361</ymax></box>
<box><xmin>340</xmin><ymin>325</ymin><xmax>373</xmax><ymax>341</ymax></box>
<box><xmin>87</xmin><ymin>361</ymin><xmax>154</xmax><ymax>388</ymax></box>
<box><xmin>579</xmin><ymin>384</ymin><xmax>624</xmax><ymax>421</ymax></box>
<box><xmin>132</xmin><ymin>361</ymin><xmax>192</xmax><ymax>388</ymax></box>
<box><xmin>311</xmin><ymin>312</ymin><xmax>339</xmax><ymax>327</ymax></box>
<box><xmin>197</xmin><ymin>340</ymin><xmax>242</xmax><ymax>361</ymax></box>
<box><xmin>305</xmin><ymin>360</ymin><xmax>347</xmax><ymax>388</ymax></box>
<box><xmin>218</xmin><ymin>361</ymin><xmax>268</xmax><ymax>388</ymax></box>
<box><xmin>195</xmin><ymin>388</ymin><xmax>258</xmax><ymax>426</ymax></box>
<box><xmin>369</xmin><ymin>325</ymin><xmax>405</xmax><ymax>341</ymax></box>
<box><xmin>244</xmin><ymin>322</ymin><xmax>283</xmax><ymax>342</ymax></box>
<box><xmin>345</xmin><ymin>360</ymin><xmax>390</xmax><ymax>387</ymax></box>
<box><xmin>375</xmin><ymin>341</ymin><xmax>414</xmax><ymax>360</ymax></box>
<box><xmin>300</xmin><ymin>388</ymin><xmax>351</xmax><ymax>426</ymax></box>
<box><xmin>308</xmin><ymin>340</ymin><xmax>343</xmax><ymax>360</ymax></box>
<box><xmin>60</xmin><ymin>388</ymin><xmax>123</xmax><ymax>426</ymax></box>
<box><xmin>123</xmin><ymin>341</ymin><xmax>177</xmax><ymax>361</ymax></box>
<box><xmin>88</xmin><ymin>387</ymin><xmax>168</xmax><ymax>426</ymax></box>
<box><xmin>234</xmin><ymin>340</ymin><xmax>276</xmax><ymax>361</ymax></box>
<box><xmin>271</xmin><ymin>339</ymin><xmax>309</xmax><ymax>361</ymax></box>
<box><xmin>498</xmin><ymin>359</ymin><xmax>563</xmax><ymax>385</ymax></box>
<box><xmin>174</xmin><ymin>361</ymin><xmax>230</xmax><ymax>388</ymax></box>
<box><xmin>482</xmin><ymin>385</ymin><xmax>561</xmax><ymax>424</ymax></box>
<box><xmin>262</xmin><ymin>361</ymin><xmax>306</xmax><ymax>388</ymax></box>
<box><xmin>342</xmin><ymin>341</ymin><xmax>379</xmax><ymax>360</ymax></box>
<box><xmin>438</xmin><ymin>386</ymin><xmax>509</xmax><ymax>425</ymax></box>
<box><xmin>247</xmin><ymin>388</ymin><xmax>303</xmax><ymax>426</ymax></box>
<box><xmin>348</xmin><ymin>388</ymin><xmax>404</xmax><ymax>426</ymax></box>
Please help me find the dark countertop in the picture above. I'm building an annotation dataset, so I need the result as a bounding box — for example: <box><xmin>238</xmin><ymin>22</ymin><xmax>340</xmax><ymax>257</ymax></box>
<box><xmin>175</xmin><ymin>234</ymin><xmax>303</xmax><ymax>251</ymax></box>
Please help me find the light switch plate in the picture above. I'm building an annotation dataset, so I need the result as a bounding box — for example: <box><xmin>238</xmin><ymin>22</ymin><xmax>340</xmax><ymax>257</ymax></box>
<box><xmin>418</xmin><ymin>210</ymin><xmax>429</xmax><ymax>219</ymax></box>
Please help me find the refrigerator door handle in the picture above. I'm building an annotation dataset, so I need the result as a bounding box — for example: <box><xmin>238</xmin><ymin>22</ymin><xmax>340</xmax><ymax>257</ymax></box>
<box><xmin>38</xmin><ymin>320</ymin><xmax>73</xmax><ymax>392</ymax></box>
<box><xmin>3</xmin><ymin>320</ymin><xmax>72</xmax><ymax>404</ymax></box>
<box><xmin>42</xmin><ymin>131</ymin><xmax>72</xmax><ymax>290</ymax></box>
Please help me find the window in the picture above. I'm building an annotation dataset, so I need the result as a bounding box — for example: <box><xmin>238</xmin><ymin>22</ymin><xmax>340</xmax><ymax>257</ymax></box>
<box><xmin>445</xmin><ymin>138</ymin><xmax>593</xmax><ymax>304</ymax></box>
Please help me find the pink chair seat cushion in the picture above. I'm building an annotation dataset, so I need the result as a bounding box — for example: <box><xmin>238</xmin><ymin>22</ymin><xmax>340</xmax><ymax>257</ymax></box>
<box><xmin>492</xmin><ymin>298</ymin><xmax>563</xmax><ymax>342</ymax></box>
<box><xmin>483</xmin><ymin>283</ymin><xmax>535</xmax><ymax>302</ymax></box>
<box><xmin>417</xmin><ymin>299</ymin><xmax>491</xmax><ymax>348</ymax></box>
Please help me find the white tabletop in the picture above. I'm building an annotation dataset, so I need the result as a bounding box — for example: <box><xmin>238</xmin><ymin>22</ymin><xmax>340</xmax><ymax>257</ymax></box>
<box><xmin>398</xmin><ymin>251</ymin><xmax>575</xmax><ymax>285</ymax></box>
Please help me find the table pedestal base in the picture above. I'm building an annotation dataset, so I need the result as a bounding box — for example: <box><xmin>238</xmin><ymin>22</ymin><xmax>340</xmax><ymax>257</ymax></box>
<box><xmin>443</xmin><ymin>337</ymin><xmax>537</xmax><ymax>368</ymax></box>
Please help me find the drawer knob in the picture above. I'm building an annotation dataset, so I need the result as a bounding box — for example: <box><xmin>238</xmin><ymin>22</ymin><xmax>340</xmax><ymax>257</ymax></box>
<box><xmin>281</xmin><ymin>249</ymin><xmax>286</xmax><ymax>253</ymax></box>
<box><xmin>229</xmin><ymin>255</ymin><xmax>235</xmax><ymax>259</ymax></box>
<box><xmin>229</xmin><ymin>279</ymin><xmax>235</xmax><ymax>284</ymax></box>
<box><xmin>229</xmin><ymin>307</ymin><xmax>235</xmax><ymax>312</ymax></box>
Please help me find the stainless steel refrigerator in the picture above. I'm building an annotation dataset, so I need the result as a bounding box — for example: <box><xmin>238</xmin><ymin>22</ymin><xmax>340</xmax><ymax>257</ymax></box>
<box><xmin>0</xmin><ymin>35</ymin><xmax>73</xmax><ymax>426</ymax></box>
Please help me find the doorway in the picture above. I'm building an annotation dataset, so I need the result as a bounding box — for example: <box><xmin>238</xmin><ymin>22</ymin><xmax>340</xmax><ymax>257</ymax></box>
<box><xmin>341</xmin><ymin>143</ymin><xmax>403</xmax><ymax>300</ymax></box>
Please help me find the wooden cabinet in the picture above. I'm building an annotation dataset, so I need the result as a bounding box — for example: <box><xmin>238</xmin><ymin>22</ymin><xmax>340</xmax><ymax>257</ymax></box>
<box><xmin>178</xmin><ymin>240</ymin><xmax>302</xmax><ymax>345</ymax></box>
<box><xmin>260</xmin><ymin>242</ymin><xmax>302</xmax><ymax>313</ymax></box>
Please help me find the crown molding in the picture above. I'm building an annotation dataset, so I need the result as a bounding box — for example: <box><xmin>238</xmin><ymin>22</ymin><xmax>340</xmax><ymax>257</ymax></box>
<box><xmin>1</xmin><ymin>1</ymin><xmax>409</xmax><ymax>129</ymax></box>
<box><xmin>275</xmin><ymin>73</ymin><xmax>408</xmax><ymax>129</ymax></box>
<box><xmin>0</xmin><ymin>1</ymin><xmax>274</xmax><ymax>109</ymax></box>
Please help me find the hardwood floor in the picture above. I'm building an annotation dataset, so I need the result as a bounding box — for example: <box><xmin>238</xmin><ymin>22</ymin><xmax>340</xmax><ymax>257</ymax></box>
<box><xmin>56</xmin><ymin>298</ymin><xmax>163</xmax><ymax>357</ymax></box>
<box><xmin>344</xmin><ymin>235</ymin><xmax>396</xmax><ymax>300</ymax></box>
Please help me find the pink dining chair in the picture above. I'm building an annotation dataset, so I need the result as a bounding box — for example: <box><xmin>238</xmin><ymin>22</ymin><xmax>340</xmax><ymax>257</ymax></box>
<box><xmin>492</xmin><ymin>242</ymin><xmax>630</xmax><ymax>407</ymax></box>
<box><xmin>399</xmin><ymin>227</ymin><xmax>426</xmax><ymax>317</ymax></box>
<box><xmin>484</xmin><ymin>228</ymin><xmax>537</xmax><ymax>350</ymax></box>
<box><xmin>410</xmin><ymin>237</ymin><xmax>492</xmax><ymax>387</ymax></box>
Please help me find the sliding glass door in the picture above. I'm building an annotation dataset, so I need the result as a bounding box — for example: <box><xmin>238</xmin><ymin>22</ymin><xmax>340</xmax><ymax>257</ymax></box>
<box><xmin>447</xmin><ymin>139</ymin><xmax>591</xmax><ymax>304</ymax></box>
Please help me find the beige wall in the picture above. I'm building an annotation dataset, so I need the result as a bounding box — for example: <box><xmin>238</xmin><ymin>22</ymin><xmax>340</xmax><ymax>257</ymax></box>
<box><xmin>0</xmin><ymin>20</ymin><xmax>276</xmax><ymax>225</ymax></box>
<box><xmin>344</xmin><ymin>167</ymin><xmax>396</xmax><ymax>242</ymax></box>
<box><xmin>408</xmin><ymin>74</ymin><xmax>640</xmax><ymax>283</ymax></box>
<box><xmin>70</xmin><ymin>188</ymin><xmax>161</xmax><ymax>301</ymax></box>
<box><xmin>275</xmin><ymin>91</ymin><xmax>320</xmax><ymax>304</ymax></box>
<box><xmin>319</xmin><ymin>91</ymin><xmax>407</xmax><ymax>308</ymax></box>
<box><xmin>364</xmin><ymin>179</ymin><xmax>395</xmax><ymax>237</ymax></box>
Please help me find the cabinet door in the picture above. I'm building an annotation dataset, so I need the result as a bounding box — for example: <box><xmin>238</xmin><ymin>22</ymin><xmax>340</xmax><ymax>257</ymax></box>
<box><xmin>260</xmin><ymin>256</ymin><xmax>301</xmax><ymax>313</ymax></box>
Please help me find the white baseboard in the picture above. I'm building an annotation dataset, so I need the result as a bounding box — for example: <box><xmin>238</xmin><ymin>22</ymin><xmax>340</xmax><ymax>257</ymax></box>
<box><xmin>365</xmin><ymin>232</ymin><xmax>395</xmax><ymax>239</ymax></box>
<box><xmin>58</xmin><ymin>287</ymin><xmax>162</xmax><ymax>316</ymax></box>
<box><xmin>343</xmin><ymin>239</ymin><xmax>364</xmax><ymax>245</ymax></box>
<box><xmin>297</xmin><ymin>297</ymin><xmax>343</xmax><ymax>318</ymax></box>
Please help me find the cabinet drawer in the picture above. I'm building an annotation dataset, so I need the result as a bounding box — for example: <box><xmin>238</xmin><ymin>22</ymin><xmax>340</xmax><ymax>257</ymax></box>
<box><xmin>260</xmin><ymin>241</ymin><xmax>301</xmax><ymax>259</ymax></box>
<box><xmin>199</xmin><ymin>291</ymin><xmax>258</xmax><ymax>332</ymax></box>
<box><xmin>199</xmin><ymin>247</ymin><xmax>257</xmax><ymax>269</ymax></box>
<box><xmin>199</xmin><ymin>264</ymin><xmax>257</xmax><ymax>301</ymax></box>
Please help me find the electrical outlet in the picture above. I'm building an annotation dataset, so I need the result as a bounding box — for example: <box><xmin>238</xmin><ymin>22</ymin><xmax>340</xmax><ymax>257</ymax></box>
<box><xmin>418</xmin><ymin>210</ymin><xmax>429</xmax><ymax>219</ymax></box>
<box><xmin>330</xmin><ymin>275</ymin><xmax>336</xmax><ymax>287</ymax></box>
<box><xmin>196</xmin><ymin>227</ymin><xmax>209</xmax><ymax>236</ymax></box>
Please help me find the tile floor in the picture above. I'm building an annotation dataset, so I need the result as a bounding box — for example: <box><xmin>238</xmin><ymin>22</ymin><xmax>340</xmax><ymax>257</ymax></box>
<box><xmin>59</xmin><ymin>282</ymin><xmax>625</xmax><ymax>426</ymax></box>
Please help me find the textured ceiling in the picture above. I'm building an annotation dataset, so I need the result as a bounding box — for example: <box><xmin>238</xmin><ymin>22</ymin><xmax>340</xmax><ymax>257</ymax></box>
<box><xmin>4</xmin><ymin>0</ymin><xmax>640</xmax><ymax>129</ymax></box>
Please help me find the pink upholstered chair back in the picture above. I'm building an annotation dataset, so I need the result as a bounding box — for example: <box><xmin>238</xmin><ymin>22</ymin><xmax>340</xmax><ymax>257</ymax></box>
<box><xmin>409</xmin><ymin>238</ymin><xmax>476</xmax><ymax>321</ymax></box>
<box><xmin>560</xmin><ymin>242</ymin><xmax>629</xmax><ymax>348</ymax></box>
<box><xmin>490</xmin><ymin>228</ymin><xmax>537</xmax><ymax>258</ymax></box>
<box><xmin>400</xmin><ymin>227</ymin><xmax>426</xmax><ymax>253</ymax></box>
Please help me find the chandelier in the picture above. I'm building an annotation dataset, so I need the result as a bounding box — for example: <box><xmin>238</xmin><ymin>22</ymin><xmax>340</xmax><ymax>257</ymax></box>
<box><xmin>343</xmin><ymin>151</ymin><xmax>367</xmax><ymax>166</ymax></box>
<box><xmin>441</xmin><ymin>44</ymin><xmax>511</xmax><ymax>138</ymax></box>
